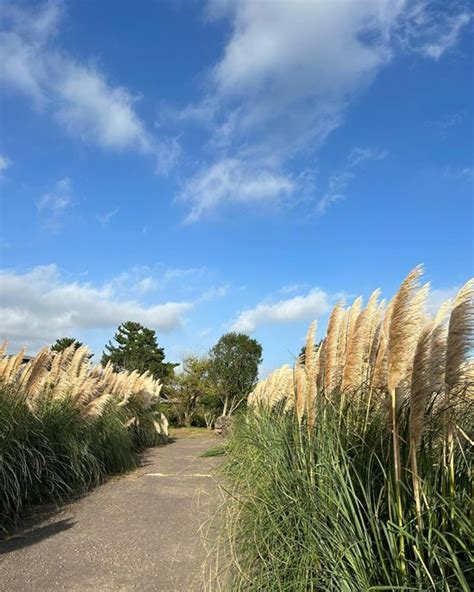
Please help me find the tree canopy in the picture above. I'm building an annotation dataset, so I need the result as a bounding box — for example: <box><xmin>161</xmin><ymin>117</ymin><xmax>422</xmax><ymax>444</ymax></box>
<box><xmin>51</xmin><ymin>337</ymin><xmax>84</xmax><ymax>352</ymax></box>
<box><xmin>101</xmin><ymin>321</ymin><xmax>177</xmax><ymax>382</ymax></box>
<box><xmin>209</xmin><ymin>332</ymin><xmax>263</xmax><ymax>416</ymax></box>
<box><xmin>167</xmin><ymin>355</ymin><xmax>217</xmax><ymax>427</ymax></box>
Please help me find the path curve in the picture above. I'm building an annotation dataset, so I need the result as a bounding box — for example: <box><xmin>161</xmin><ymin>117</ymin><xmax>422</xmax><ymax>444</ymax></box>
<box><xmin>0</xmin><ymin>433</ymin><xmax>222</xmax><ymax>591</ymax></box>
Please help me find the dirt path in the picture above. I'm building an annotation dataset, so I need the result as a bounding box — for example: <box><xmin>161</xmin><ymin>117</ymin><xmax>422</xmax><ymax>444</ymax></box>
<box><xmin>0</xmin><ymin>433</ymin><xmax>223</xmax><ymax>591</ymax></box>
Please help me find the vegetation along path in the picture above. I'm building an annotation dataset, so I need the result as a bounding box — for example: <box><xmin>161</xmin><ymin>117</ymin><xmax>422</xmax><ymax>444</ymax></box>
<box><xmin>0</xmin><ymin>431</ymin><xmax>222</xmax><ymax>592</ymax></box>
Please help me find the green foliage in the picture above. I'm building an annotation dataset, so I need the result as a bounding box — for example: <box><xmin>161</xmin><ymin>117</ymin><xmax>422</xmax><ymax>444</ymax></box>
<box><xmin>209</xmin><ymin>332</ymin><xmax>263</xmax><ymax>416</ymax></box>
<box><xmin>221</xmin><ymin>395</ymin><xmax>473</xmax><ymax>591</ymax></box>
<box><xmin>101</xmin><ymin>321</ymin><xmax>177</xmax><ymax>382</ymax></box>
<box><xmin>298</xmin><ymin>339</ymin><xmax>322</xmax><ymax>365</ymax></box>
<box><xmin>167</xmin><ymin>355</ymin><xmax>217</xmax><ymax>427</ymax></box>
<box><xmin>0</xmin><ymin>384</ymin><xmax>162</xmax><ymax>532</ymax></box>
<box><xmin>51</xmin><ymin>337</ymin><xmax>84</xmax><ymax>352</ymax></box>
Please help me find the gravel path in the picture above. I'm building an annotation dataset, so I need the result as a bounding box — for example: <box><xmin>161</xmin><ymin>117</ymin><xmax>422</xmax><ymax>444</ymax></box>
<box><xmin>0</xmin><ymin>433</ymin><xmax>223</xmax><ymax>591</ymax></box>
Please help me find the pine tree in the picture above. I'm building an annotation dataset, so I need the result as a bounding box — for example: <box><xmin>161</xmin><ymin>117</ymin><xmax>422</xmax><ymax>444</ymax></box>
<box><xmin>101</xmin><ymin>321</ymin><xmax>177</xmax><ymax>382</ymax></box>
<box><xmin>51</xmin><ymin>337</ymin><xmax>84</xmax><ymax>352</ymax></box>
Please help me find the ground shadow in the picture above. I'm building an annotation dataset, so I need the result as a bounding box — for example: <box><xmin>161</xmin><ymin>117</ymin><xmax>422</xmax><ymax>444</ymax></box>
<box><xmin>0</xmin><ymin>518</ymin><xmax>75</xmax><ymax>554</ymax></box>
<box><xmin>136</xmin><ymin>438</ymin><xmax>176</xmax><ymax>468</ymax></box>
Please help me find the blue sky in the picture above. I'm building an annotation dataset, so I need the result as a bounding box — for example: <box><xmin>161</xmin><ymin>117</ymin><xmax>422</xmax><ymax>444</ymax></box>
<box><xmin>0</xmin><ymin>0</ymin><xmax>473</xmax><ymax>374</ymax></box>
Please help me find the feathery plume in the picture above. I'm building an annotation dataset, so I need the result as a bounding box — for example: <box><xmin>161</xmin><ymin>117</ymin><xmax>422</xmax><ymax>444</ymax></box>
<box><xmin>335</xmin><ymin>309</ymin><xmax>349</xmax><ymax>390</ymax></box>
<box><xmin>295</xmin><ymin>362</ymin><xmax>306</xmax><ymax>422</ymax></box>
<box><xmin>445</xmin><ymin>279</ymin><xmax>474</xmax><ymax>391</ymax></box>
<box><xmin>304</xmin><ymin>321</ymin><xmax>318</xmax><ymax>429</ymax></box>
<box><xmin>410</xmin><ymin>320</ymin><xmax>435</xmax><ymax>450</ymax></box>
<box><xmin>21</xmin><ymin>347</ymin><xmax>51</xmax><ymax>396</ymax></box>
<box><xmin>342</xmin><ymin>290</ymin><xmax>380</xmax><ymax>391</ymax></box>
<box><xmin>324</xmin><ymin>301</ymin><xmax>345</xmax><ymax>394</ymax></box>
<box><xmin>388</xmin><ymin>267</ymin><xmax>426</xmax><ymax>395</ymax></box>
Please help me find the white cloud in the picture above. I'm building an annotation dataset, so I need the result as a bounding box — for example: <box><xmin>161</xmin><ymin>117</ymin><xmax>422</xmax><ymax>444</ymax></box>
<box><xmin>0</xmin><ymin>2</ymin><xmax>151</xmax><ymax>152</ymax></box>
<box><xmin>0</xmin><ymin>265</ymin><xmax>195</xmax><ymax>352</ymax></box>
<box><xmin>279</xmin><ymin>284</ymin><xmax>308</xmax><ymax>295</ymax></box>
<box><xmin>416</xmin><ymin>10</ymin><xmax>471</xmax><ymax>60</ymax></box>
<box><xmin>37</xmin><ymin>177</ymin><xmax>74</xmax><ymax>228</ymax></box>
<box><xmin>208</xmin><ymin>0</ymin><xmax>395</xmax><ymax>152</ymax></box>
<box><xmin>0</xmin><ymin>1</ymin><xmax>179</xmax><ymax>170</ymax></box>
<box><xmin>175</xmin><ymin>0</ymin><xmax>470</xmax><ymax>221</ymax></box>
<box><xmin>427</xmin><ymin>286</ymin><xmax>460</xmax><ymax>315</ymax></box>
<box><xmin>154</xmin><ymin>137</ymin><xmax>182</xmax><ymax>175</ymax></box>
<box><xmin>162</xmin><ymin>266</ymin><xmax>209</xmax><ymax>283</ymax></box>
<box><xmin>178</xmin><ymin>157</ymin><xmax>295</xmax><ymax>223</ymax></box>
<box><xmin>317</xmin><ymin>147</ymin><xmax>387</xmax><ymax>214</ymax></box>
<box><xmin>443</xmin><ymin>165</ymin><xmax>474</xmax><ymax>182</ymax></box>
<box><xmin>133</xmin><ymin>277</ymin><xmax>157</xmax><ymax>295</ymax></box>
<box><xmin>198</xmin><ymin>327</ymin><xmax>212</xmax><ymax>338</ymax></box>
<box><xmin>108</xmin><ymin>265</ymin><xmax>214</xmax><ymax>297</ymax></box>
<box><xmin>231</xmin><ymin>288</ymin><xmax>332</xmax><ymax>333</ymax></box>
<box><xmin>53</xmin><ymin>61</ymin><xmax>152</xmax><ymax>152</ymax></box>
<box><xmin>96</xmin><ymin>207</ymin><xmax>119</xmax><ymax>226</ymax></box>
<box><xmin>0</xmin><ymin>154</ymin><xmax>11</xmax><ymax>178</ymax></box>
<box><xmin>199</xmin><ymin>284</ymin><xmax>229</xmax><ymax>301</ymax></box>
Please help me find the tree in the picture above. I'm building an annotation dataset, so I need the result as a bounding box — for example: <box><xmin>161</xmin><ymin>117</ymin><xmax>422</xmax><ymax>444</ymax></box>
<box><xmin>209</xmin><ymin>332</ymin><xmax>263</xmax><ymax>416</ymax></box>
<box><xmin>101</xmin><ymin>321</ymin><xmax>177</xmax><ymax>382</ymax></box>
<box><xmin>51</xmin><ymin>337</ymin><xmax>84</xmax><ymax>352</ymax></box>
<box><xmin>298</xmin><ymin>340</ymin><xmax>322</xmax><ymax>365</ymax></box>
<box><xmin>168</xmin><ymin>355</ymin><xmax>216</xmax><ymax>427</ymax></box>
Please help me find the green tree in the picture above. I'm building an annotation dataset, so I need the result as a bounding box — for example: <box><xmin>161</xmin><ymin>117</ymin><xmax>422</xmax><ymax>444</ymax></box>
<box><xmin>101</xmin><ymin>321</ymin><xmax>177</xmax><ymax>382</ymax></box>
<box><xmin>209</xmin><ymin>332</ymin><xmax>263</xmax><ymax>416</ymax></box>
<box><xmin>51</xmin><ymin>337</ymin><xmax>84</xmax><ymax>352</ymax></box>
<box><xmin>168</xmin><ymin>355</ymin><xmax>215</xmax><ymax>427</ymax></box>
<box><xmin>298</xmin><ymin>340</ymin><xmax>322</xmax><ymax>365</ymax></box>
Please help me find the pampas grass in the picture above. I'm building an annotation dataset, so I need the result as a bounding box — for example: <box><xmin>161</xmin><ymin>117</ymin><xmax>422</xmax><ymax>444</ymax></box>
<box><xmin>0</xmin><ymin>344</ymin><xmax>168</xmax><ymax>530</ymax></box>
<box><xmin>225</xmin><ymin>267</ymin><xmax>474</xmax><ymax>590</ymax></box>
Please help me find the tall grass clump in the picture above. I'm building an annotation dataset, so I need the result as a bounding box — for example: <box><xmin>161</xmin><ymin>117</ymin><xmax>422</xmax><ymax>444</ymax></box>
<box><xmin>0</xmin><ymin>343</ymin><xmax>169</xmax><ymax>531</ymax></box>
<box><xmin>222</xmin><ymin>267</ymin><xmax>473</xmax><ymax>591</ymax></box>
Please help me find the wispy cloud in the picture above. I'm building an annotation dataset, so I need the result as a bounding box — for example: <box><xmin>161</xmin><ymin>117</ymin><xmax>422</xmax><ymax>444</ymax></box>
<box><xmin>37</xmin><ymin>177</ymin><xmax>74</xmax><ymax>229</ymax></box>
<box><xmin>154</xmin><ymin>136</ymin><xmax>182</xmax><ymax>176</ymax></box>
<box><xmin>96</xmin><ymin>207</ymin><xmax>119</xmax><ymax>227</ymax></box>
<box><xmin>199</xmin><ymin>284</ymin><xmax>229</xmax><ymax>302</ymax></box>
<box><xmin>171</xmin><ymin>0</ymin><xmax>470</xmax><ymax>222</ymax></box>
<box><xmin>415</xmin><ymin>9</ymin><xmax>471</xmax><ymax>60</ymax></box>
<box><xmin>443</xmin><ymin>165</ymin><xmax>474</xmax><ymax>182</ymax></box>
<box><xmin>427</xmin><ymin>286</ymin><xmax>460</xmax><ymax>314</ymax></box>
<box><xmin>0</xmin><ymin>1</ymin><xmax>180</xmax><ymax>172</ymax></box>
<box><xmin>279</xmin><ymin>284</ymin><xmax>309</xmax><ymax>295</ymax></box>
<box><xmin>104</xmin><ymin>265</ymin><xmax>222</xmax><ymax>301</ymax></box>
<box><xmin>0</xmin><ymin>154</ymin><xmax>11</xmax><ymax>178</ymax></box>
<box><xmin>132</xmin><ymin>276</ymin><xmax>158</xmax><ymax>295</ymax></box>
<box><xmin>317</xmin><ymin>147</ymin><xmax>387</xmax><ymax>215</ymax></box>
<box><xmin>427</xmin><ymin>112</ymin><xmax>463</xmax><ymax>138</ymax></box>
<box><xmin>177</xmin><ymin>158</ymin><xmax>295</xmax><ymax>223</ymax></box>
